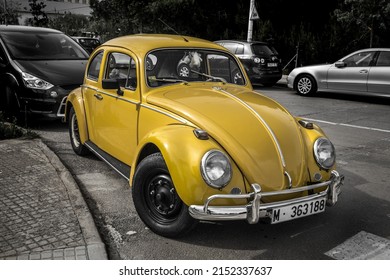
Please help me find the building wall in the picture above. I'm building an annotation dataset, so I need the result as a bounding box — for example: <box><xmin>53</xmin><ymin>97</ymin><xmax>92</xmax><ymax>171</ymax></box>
<box><xmin>11</xmin><ymin>0</ymin><xmax>92</xmax><ymax>25</ymax></box>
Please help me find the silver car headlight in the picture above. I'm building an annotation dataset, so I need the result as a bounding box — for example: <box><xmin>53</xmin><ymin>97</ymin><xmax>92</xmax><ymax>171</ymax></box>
<box><xmin>201</xmin><ymin>150</ymin><xmax>232</xmax><ymax>189</ymax></box>
<box><xmin>22</xmin><ymin>72</ymin><xmax>54</xmax><ymax>90</ymax></box>
<box><xmin>314</xmin><ymin>137</ymin><xmax>336</xmax><ymax>170</ymax></box>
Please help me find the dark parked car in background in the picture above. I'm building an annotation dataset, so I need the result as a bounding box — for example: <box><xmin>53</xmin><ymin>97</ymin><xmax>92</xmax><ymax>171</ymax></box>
<box><xmin>215</xmin><ymin>40</ymin><xmax>282</xmax><ymax>86</ymax></box>
<box><xmin>0</xmin><ymin>25</ymin><xmax>89</xmax><ymax>120</ymax></box>
<box><xmin>72</xmin><ymin>37</ymin><xmax>101</xmax><ymax>54</ymax></box>
<box><xmin>287</xmin><ymin>48</ymin><xmax>390</xmax><ymax>97</ymax></box>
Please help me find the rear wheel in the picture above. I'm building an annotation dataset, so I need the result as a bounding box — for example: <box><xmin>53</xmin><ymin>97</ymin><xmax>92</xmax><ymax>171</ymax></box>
<box><xmin>69</xmin><ymin>107</ymin><xmax>89</xmax><ymax>156</ymax></box>
<box><xmin>295</xmin><ymin>74</ymin><xmax>317</xmax><ymax>96</ymax></box>
<box><xmin>132</xmin><ymin>153</ymin><xmax>197</xmax><ymax>237</ymax></box>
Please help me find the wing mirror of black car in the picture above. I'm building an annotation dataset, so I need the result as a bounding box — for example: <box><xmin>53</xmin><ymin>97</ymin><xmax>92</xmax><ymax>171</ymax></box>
<box><xmin>102</xmin><ymin>78</ymin><xmax>124</xmax><ymax>96</ymax></box>
<box><xmin>335</xmin><ymin>61</ymin><xmax>347</xmax><ymax>68</ymax></box>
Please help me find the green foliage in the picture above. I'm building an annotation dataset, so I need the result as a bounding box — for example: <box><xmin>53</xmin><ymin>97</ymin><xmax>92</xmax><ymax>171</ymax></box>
<box><xmin>334</xmin><ymin>0</ymin><xmax>390</xmax><ymax>49</ymax></box>
<box><xmin>86</xmin><ymin>0</ymin><xmax>390</xmax><ymax>69</ymax></box>
<box><xmin>0</xmin><ymin>114</ymin><xmax>39</xmax><ymax>140</ymax></box>
<box><xmin>0</xmin><ymin>0</ymin><xmax>20</xmax><ymax>24</ymax></box>
<box><xmin>27</xmin><ymin>0</ymin><xmax>49</xmax><ymax>27</ymax></box>
<box><xmin>49</xmin><ymin>14</ymin><xmax>90</xmax><ymax>36</ymax></box>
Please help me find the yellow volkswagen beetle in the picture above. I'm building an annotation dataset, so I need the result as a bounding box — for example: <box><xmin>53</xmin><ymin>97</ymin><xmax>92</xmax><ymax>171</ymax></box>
<box><xmin>65</xmin><ymin>34</ymin><xmax>343</xmax><ymax>237</ymax></box>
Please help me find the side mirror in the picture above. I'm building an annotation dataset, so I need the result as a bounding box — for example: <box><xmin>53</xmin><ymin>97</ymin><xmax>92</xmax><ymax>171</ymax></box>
<box><xmin>335</xmin><ymin>61</ymin><xmax>346</xmax><ymax>68</ymax></box>
<box><xmin>102</xmin><ymin>78</ymin><xmax>124</xmax><ymax>96</ymax></box>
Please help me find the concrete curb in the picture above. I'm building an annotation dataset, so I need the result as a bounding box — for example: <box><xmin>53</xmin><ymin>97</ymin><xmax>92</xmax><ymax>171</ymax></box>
<box><xmin>37</xmin><ymin>139</ymin><xmax>107</xmax><ymax>260</ymax></box>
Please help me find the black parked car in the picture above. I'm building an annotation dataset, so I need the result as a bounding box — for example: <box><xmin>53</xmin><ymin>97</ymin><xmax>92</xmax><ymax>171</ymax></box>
<box><xmin>0</xmin><ymin>25</ymin><xmax>89</xmax><ymax>120</ymax></box>
<box><xmin>72</xmin><ymin>37</ymin><xmax>101</xmax><ymax>54</ymax></box>
<box><xmin>215</xmin><ymin>40</ymin><xmax>282</xmax><ymax>86</ymax></box>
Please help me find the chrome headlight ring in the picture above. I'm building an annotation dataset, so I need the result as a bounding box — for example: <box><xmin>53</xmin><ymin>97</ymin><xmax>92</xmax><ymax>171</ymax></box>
<box><xmin>314</xmin><ymin>137</ymin><xmax>336</xmax><ymax>170</ymax></box>
<box><xmin>201</xmin><ymin>150</ymin><xmax>232</xmax><ymax>189</ymax></box>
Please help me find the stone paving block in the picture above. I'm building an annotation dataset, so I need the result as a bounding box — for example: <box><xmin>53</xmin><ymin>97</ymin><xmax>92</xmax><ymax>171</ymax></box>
<box><xmin>0</xmin><ymin>140</ymin><xmax>107</xmax><ymax>260</ymax></box>
<box><xmin>0</xmin><ymin>140</ymin><xmax>86</xmax><ymax>259</ymax></box>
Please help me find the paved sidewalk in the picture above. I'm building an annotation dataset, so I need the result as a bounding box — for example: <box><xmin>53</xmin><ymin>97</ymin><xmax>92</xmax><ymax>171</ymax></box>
<box><xmin>0</xmin><ymin>139</ymin><xmax>107</xmax><ymax>260</ymax></box>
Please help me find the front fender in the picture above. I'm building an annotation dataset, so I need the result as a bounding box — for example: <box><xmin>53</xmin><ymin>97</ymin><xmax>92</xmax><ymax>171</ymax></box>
<box><xmin>65</xmin><ymin>88</ymin><xmax>89</xmax><ymax>144</ymax></box>
<box><xmin>130</xmin><ymin>125</ymin><xmax>246</xmax><ymax>206</ymax></box>
<box><xmin>296</xmin><ymin>117</ymin><xmax>336</xmax><ymax>182</ymax></box>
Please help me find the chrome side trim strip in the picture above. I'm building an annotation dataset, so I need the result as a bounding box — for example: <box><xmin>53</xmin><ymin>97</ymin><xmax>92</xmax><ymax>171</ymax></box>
<box><xmin>140</xmin><ymin>103</ymin><xmax>188</xmax><ymax>124</ymax></box>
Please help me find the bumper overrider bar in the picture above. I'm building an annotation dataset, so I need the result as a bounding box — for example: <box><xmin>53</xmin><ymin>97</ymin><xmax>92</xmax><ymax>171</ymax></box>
<box><xmin>189</xmin><ymin>170</ymin><xmax>344</xmax><ymax>224</ymax></box>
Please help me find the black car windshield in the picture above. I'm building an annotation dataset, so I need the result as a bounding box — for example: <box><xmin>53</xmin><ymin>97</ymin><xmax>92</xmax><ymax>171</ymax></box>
<box><xmin>146</xmin><ymin>49</ymin><xmax>245</xmax><ymax>87</ymax></box>
<box><xmin>2</xmin><ymin>31</ymin><xmax>89</xmax><ymax>60</ymax></box>
<box><xmin>251</xmin><ymin>44</ymin><xmax>274</xmax><ymax>56</ymax></box>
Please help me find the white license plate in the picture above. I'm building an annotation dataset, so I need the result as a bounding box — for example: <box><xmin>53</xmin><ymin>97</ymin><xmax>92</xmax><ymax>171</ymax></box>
<box><xmin>271</xmin><ymin>197</ymin><xmax>326</xmax><ymax>224</ymax></box>
<box><xmin>267</xmin><ymin>63</ymin><xmax>278</xmax><ymax>67</ymax></box>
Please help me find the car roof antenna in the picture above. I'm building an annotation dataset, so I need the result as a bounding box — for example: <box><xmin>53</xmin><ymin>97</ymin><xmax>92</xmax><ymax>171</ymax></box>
<box><xmin>158</xmin><ymin>18</ymin><xmax>189</xmax><ymax>42</ymax></box>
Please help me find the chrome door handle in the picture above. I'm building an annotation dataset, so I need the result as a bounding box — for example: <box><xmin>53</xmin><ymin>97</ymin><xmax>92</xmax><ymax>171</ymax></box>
<box><xmin>359</xmin><ymin>69</ymin><xmax>368</xmax><ymax>74</ymax></box>
<box><xmin>94</xmin><ymin>93</ymin><xmax>103</xmax><ymax>100</ymax></box>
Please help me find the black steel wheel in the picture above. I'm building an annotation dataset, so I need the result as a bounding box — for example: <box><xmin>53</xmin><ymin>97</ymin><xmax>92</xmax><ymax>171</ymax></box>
<box><xmin>132</xmin><ymin>153</ymin><xmax>197</xmax><ymax>237</ymax></box>
<box><xmin>69</xmin><ymin>107</ymin><xmax>89</xmax><ymax>156</ymax></box>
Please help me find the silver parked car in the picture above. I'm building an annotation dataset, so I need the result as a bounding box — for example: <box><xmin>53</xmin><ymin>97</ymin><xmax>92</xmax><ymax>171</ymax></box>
<box><xmin>287</xmin><ymin>48</ymin><xmax>390</xmax><ymax>97</ymax></box>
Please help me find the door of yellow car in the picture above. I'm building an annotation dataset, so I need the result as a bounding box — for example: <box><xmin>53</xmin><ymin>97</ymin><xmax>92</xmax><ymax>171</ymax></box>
<box><xmin>83</xmin><ymin>51</ymin><xmax>104</xmax><ymax>142</ymax></box>
<box><xmin>92</xmin><ymin>51</ymin><xmax>140</xmax><ymax>166</ymax></box>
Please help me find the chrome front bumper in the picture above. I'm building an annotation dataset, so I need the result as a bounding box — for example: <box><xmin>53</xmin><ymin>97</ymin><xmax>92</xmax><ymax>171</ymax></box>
<box><xmin>189</xmin><ymin>170</ymin><xmax>344</xmax><ymax>224</ymax></box>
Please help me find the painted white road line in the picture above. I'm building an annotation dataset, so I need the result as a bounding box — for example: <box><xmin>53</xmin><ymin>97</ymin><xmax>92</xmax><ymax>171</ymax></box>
<box><xmin>325</xmin><ymin>231</ymin><xmax>390</xmax><ymax>260</ymax></box>
<box><xmin>305</xmin><ymin>118</ymin><xmax>390</xmax><ymax>134</ymax></box>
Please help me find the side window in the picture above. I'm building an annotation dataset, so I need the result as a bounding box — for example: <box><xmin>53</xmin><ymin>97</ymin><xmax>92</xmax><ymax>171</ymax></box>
<box><xmin>87</xmin><ymin>51</ymin><xmax>103</xmax><ymax>80</ymax></box>
<box><xmin>105</xmin><ymin>52</ymin><xmax>137</xmax><ymax>90</ymax></box>
<box><xmin>376</xmin><ymin>51</ymin><xmax>390</xmax><ymax>66</ymax></box>
<box><xmin>343</xmin><ymin>51</ymin><xmax>375</xmax><ymax>67</ymax></box>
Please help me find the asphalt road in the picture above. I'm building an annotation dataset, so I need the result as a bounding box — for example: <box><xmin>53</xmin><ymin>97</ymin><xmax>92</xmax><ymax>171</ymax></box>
<box><xmin>34</xmin><ymin>86</ymin><xmax>390</xmax><ymax>260</ymax></box>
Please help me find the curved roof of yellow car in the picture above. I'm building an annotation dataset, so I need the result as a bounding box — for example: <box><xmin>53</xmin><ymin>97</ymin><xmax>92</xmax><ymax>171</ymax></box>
<box><xmin>102</xmin><ymin>34</ymin><xmax>227</xmax><ymax>56</ymax></box>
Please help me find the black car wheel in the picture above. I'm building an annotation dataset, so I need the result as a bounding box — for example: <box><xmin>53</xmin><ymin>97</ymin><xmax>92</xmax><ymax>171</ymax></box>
<box><xmin>69</xmin><ymin>107</ymin><xmax>89</xmax><ymax>156</ymax></box>
<box><xmin>132</xmin><ymin>153</ymin><xmax>197</xmax><ymax>237</ymax></box>
<box><xmin>295</xmin><ymin>74</ymin><xmax>317</xmax><ymax>96</ymax></box>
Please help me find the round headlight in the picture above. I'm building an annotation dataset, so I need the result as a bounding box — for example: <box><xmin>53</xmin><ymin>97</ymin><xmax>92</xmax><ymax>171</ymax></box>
<box><xmin>201</xmin><ymin>150</ymin><xmax>232</xmax><ymax>189</ymax></box>
<box><xmin>314</xmin><ymin>138</ymin><xmax>336</xmax><ymax>170</ymax></box>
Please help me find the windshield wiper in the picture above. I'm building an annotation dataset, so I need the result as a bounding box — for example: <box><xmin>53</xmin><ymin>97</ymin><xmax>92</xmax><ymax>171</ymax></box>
<box><xmin>148</xmin><ymin>76</ymin><xmax>188</xmax><ymax>84</ymax></box>
<box><xmin>191</xmin><ymin>70</ymin><xmax>227</xmax><ymax>83</ymax></box>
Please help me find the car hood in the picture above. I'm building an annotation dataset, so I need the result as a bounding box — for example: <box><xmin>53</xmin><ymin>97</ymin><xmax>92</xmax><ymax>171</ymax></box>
<box><xmin>14</xmin><ymin>60</ymin><xmax>87</xmax><ymax>87</ymax></box>
<box><xmin>292</xmin><ymin>63</ymin><xmax>332</xmax><ymax>73</ymax></box>
<box><xmin>146</xmin><ymin>84</ymin><xmax>307</xmax><ymax>192</ymax></box>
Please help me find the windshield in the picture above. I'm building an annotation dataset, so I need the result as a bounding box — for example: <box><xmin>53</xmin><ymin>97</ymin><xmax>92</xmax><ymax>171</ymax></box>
<box><xmin>1</xmin><ymin>31</ymin><xmax>89</xmax><ymax>60</ymax></box>
<box><xmin>146</xmin><ymin>49</ymin><xmax>245</xmax><ymax>87</ymax></box>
